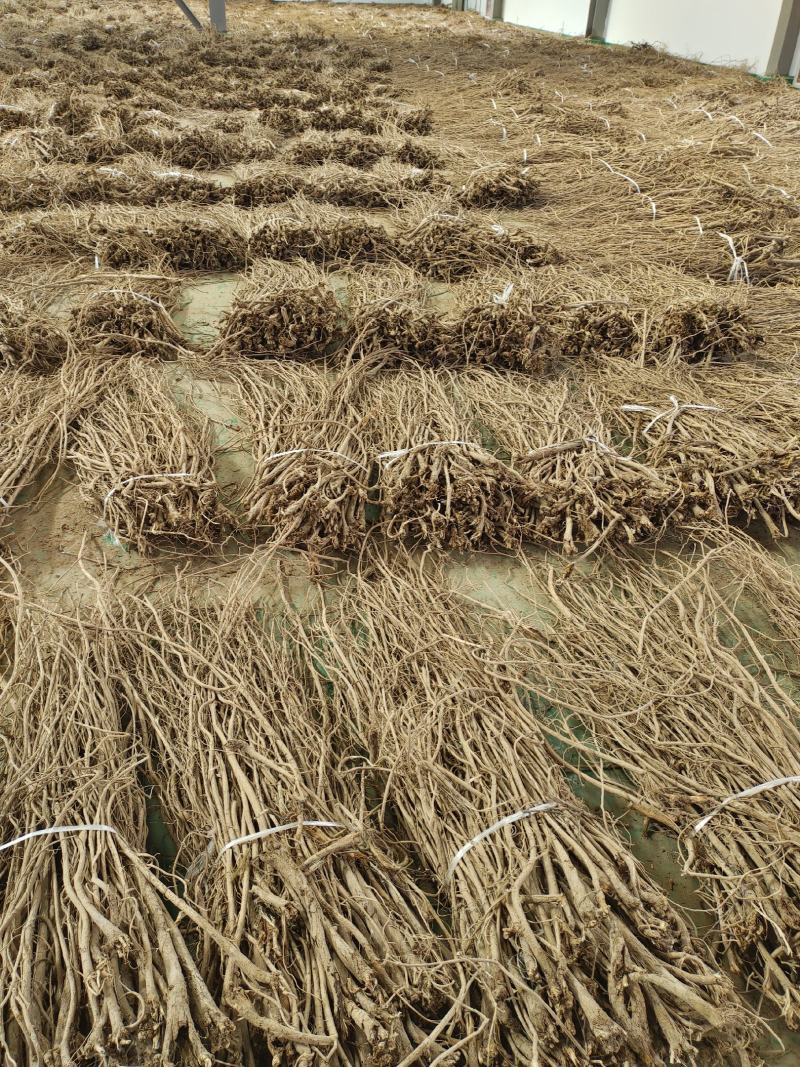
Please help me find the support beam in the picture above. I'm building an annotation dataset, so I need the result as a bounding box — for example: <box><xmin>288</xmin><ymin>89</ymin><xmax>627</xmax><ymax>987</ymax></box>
<box><xmin>586</xmin><ymin>0</ymin><xmax>610</xmax><ymax>39</ymax></box>
<box><xmin>209</xmin><ymin>0</ymin><xmax>227</xmax><ymax>33</ymax></box>
<box><xmin>767</xmin><ymin>0</ymin><xmax>800</xmax><ymax>75</ymax></box>
<box><xmin>490</xmin><ymin>0</ymin><xmax>502</xmax><ymax>20</ymax></box>
<box><xmin>173</xmin><ymin>0</ymin><xmax>202</xmax><ymax>31</ymax></box>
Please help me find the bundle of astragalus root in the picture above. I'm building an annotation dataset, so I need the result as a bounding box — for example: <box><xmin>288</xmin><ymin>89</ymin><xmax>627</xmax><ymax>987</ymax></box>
<box><xmin>305</xmin><ymin>555</ymin><xmax>757</xmax><ymax>1067</ymax></box>
<box><xmin>69</xmin><ymin>357</ymin><xmax>223</xmax><ymax>551</ymax></box>
<box><xmin>229</xmin><ymin>360</ymin><xmax>368</xmax><ymax>552</ymax></box>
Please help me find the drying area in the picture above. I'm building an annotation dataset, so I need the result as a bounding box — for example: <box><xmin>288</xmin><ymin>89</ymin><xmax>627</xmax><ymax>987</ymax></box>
<box><xmin>2</xmin><ymin>0</ymin><xmax>800</xmax><ymax>1063</ymax></box>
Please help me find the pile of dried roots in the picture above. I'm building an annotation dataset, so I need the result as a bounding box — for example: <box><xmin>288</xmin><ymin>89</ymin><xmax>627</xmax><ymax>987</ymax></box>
<box><xmin>0</xmin><ymin>295</ymin><xmax>71</xmax><ymax>374</ymax></box>
<box><xmin>229</xmin><ymin>361</ymin><xmax>368</xmax><ymax>551</ymax></box>
<box><xmin>365</xmin><ymin>367</ymin><xmax>534</xmax><ymax>549</ymax></box>
<box><xmin>506</xmin><ymin>541</ymin><xmax>800</xmax><ymax>1026</ymax></box>
<box><xmin>346</xmin><ymin>265</ymin><xmax>447</xmax><ymax>364</ymax></box>
<box><xmin>214</xmin><ymin>261</ymin><xmax>342</xmax><ymax>360</ymax></box>
<box><xmin>101</xmin><ymin>582</ymin><xmax>478</xmax><ymax>1065</ymax></box>
<box><xmin>301</xmin><ymin>556</ymin><xmax>757</xmax><ymax>1066</ymax></box>
<box><xmin>249</xmin><ymin>202</ymin><xmax>389</xmax><ymax>267</ymax></box>
<box><xmin>70</xmin><ymin>285</ymin><xmax>187</xmax><ymax>358</ymax></box>
<box><xmin>68</xmin><ymin>358</ymin><xmax>223</xmax><ymax>551</ymax></box>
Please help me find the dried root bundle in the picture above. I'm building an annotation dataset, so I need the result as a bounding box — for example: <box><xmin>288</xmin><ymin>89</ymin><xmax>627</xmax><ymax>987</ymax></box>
<box><xmin>562</xmin><ymin>304</ymin><xmax>641</xmax><ymax>360</ymax></box>
<box><xmin>397</xmin><ymin>208</ymin><xmax>559</xmax><ymax>281</ymax></box>
<box><xmin>458</xmin><ymin>371</ymin><xmax>677</xmax><ymax>553</ymax></box>
<box><xmin>97</xmin><ymin>214</ymin><xmax>247</xmax><ymax>272</ymax></box>
<box><xmin>284</xmin><ymin>131</ymin><xmax>387</xmax><ymax>168</ymax></box>
<box><xmin>70</xmin><ymin>286</ymin><xmax>187</xmax><ymax>358</ymax></box>
<box><xmin>214</xmin><ymin>261</ymin><xmax>342</xmax><ymax>360</ymax></box>
<box><xmin>0</xmin><ymin>295</ymin><xmax>70</xmax><ymax>374</ymax></box>
<box><xmin>508</xmin><ymin>543</ymin><xmax>800</xmax><ymax>1026</ymax></box>
<box><xmin>648</xmin><ymin>299</ymin><xmax>761</xmax><ymax>363</ymax></box>
<box><xmin>346</xmin><ymin>265</ymin><xmax>447</xmax><ymax>364</ymax></box>
<box><xmin>165</xmin><ymin>126</ymin><xmax>275</xmax><ymax>169</ymax></box>
<box><xmin>595</xmin><ymin>358</ymin><xmax>800</xmax><ymax>537</ymax></box>
<box><xmin>104</xmin><ymin>589</ymin><xmax>474</xmax><ymax>1066</ymax></box>
<box><xmin>309</xmin><ymin>561</ymin><xmax>757</xmax><ymax>1066</ymax></box>
<box><xmin>231</xmin><ymin>169</ymin><xmax>304</xmax><ymax>208</ymax></box>
<box><xmin>0</xmin><ymin>614</ymin><xmax>237</xmax><ymax>1065</ymax></box>
<box><xmin>458</xmin><ymin>162</ymin><xmax>541</xmax><ymax>208</ymax></box>
<box><xmin>231</xmin><ymin>361</ymin><xmax>368</xmax><ymax>551</ymax></box>
<box><xmin>447</xmin><ymin>274</ymin><xmax>560</xmax><ymax>370</ymax></box>
<box><xmin>366</xmin><ymin>368</ymin><xmax>532</xmax><ymax>549</ymax></box>
<box><xmin>249</xmin><ymin>202</ymin><xmax>389</xmax><ymax>267</ymax></box>
<box><xmin>0</xmin><ymin>360</ymin><xmax>96</xmax><ymax>507</ymax></box>
<box><xmin>69</xmin><ymin>358</ymin><xmax>223</xmax><ymax>551</ymax></box>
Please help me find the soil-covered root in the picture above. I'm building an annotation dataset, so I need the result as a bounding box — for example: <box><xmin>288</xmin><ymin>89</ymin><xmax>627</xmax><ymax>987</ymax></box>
<box><xmin>0</xmin><ymin>614</ymin><xmax>238</xmax><ymax>1066</ymax></box>
<box><xmin>366</xmin><ymin>368</ymin><xmax>533</xmax><ymax>549</ymax></box>
<box><xmin>347</xmin><ymin>265</ymin><xmax>447</xmax><ymax>364</ymax></box>
<box><xmin>249</xmin><ymin>200</ymin><xmax>390</xmax><ymax>266</ymax></box>
<box><xmin>446</xmin><ymin>274</ymin><xmax>561</xmax><ymax>370</ymax></box>
<box><xmin>458</xmin><ymin>162</ymin><xmax>541</xmax><ymax>208</ymax></box>
<box><xmin>46</xmin><ymin>90</ymin><xmax>98</xmax><ymax>134</ymax></box>
<box><xmin>311</xmin><ymin>562</ymin><xmax>759</xmax><ymax>1067</ymax></box>
<box><xmin>214</xmin><ymin>260</ymin><xmax>342</xmax><ymax>360</ymax></box>
<box><xmin>70</xmin><ymin>286</ymin><xmax>188</xmax><ymax>358</ymax></box>
<box><xmin>392</xmin><ymin>137</ymin><xmax>446</xmax><ymax>170</ymax></box>
<box><xmin>68</xmin><ymin>357</ymin><xmax>224</xmax><ymax>551</ymax></box>
<box><xmin>0</xmin><ymin>295</ymin><xmax>71</xmax><ymax>374</ymax></box>
<box><xmin>284</xmin><ymin>130</ymin><xmax>388</xmax><ymax>167</ymax></box>
<box><xmin>397</xmin><ymin>206</ymin><xmax>559</xmax><ymax>281</ymax></box>
<box><xmin>104</xmin><ymin>589</ymin><xmax>476</xmax><ymax>1065</ymax></box>
<box><xmin>648</xmin><ymin>298</ymin><xmax>762</xmax><ymax>363</ymax></box>
<box><xmin>230</xmin><ymin>361</ymin><xmax>368</xmax><ymax>551</ymax></box>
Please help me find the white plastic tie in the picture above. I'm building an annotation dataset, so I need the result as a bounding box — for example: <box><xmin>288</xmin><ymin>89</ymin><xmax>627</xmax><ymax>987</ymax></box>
<box><xmin>492</xmin><ymin>282</ymin><xmax>514</xmax><ymax>305</ymax></box>
<box><xmin>695</xmin><ymin>107</ymin><xmax>714</xmax><ymax>120</ymax></box>
<box><xmin>752</xmin><ymin>131</ymin><xmax>772</xmax><ymax>147</ymax></box>
<box><xmin>103</xmin><ymin>472</ymin><xmax>194</xmax><ymax>509</ymax></box>
<box><xmin>726</xmin><ymin>114</ymin><xmax>745</xmax><ymax>129</ymax></box>
<box><xmin>378</xmin><ymin>440</ymin><xmax>473</xmax><ymax>465</ymax></box>
<box><xmin>598</xmin><ymin>158</ymin><xmax>640</xmax><ymax>194</ymax></box>
<box><xmin>490</xmin><ymin>223</ymin><xmax>507</xmax><ymax>236</ymax></box>
<box><xmin>694</xmin><ymin>776</ymin><xmax>800</xmax><ymax>833</ymax></box>
<box><xmin>447</xmin><ymin>802</ymin><xmax>558</xmax><ymax>879</ymax></box>
<box><xmin>718</xmin><ymin>231</ymin><xmax>750</xmax><ymax>285</ymax></box>
<box><xmin>621</xmin><ymin>395</ymin><xmax>723</xmax><ymax>436</ymax></box>
<box><xmin>0</xmin><ymin>825</ymin><xmax>117</xmax><ymax>854</ymax></box>
<box><xmin>220</xmin><ymin>820</ymin><xmax>345</xmax><ymax>856</ymax></box>
<box><xmin>0</xmin><ymin>497</ymin><xmax>9</xmax><ymax>511</ymax></box>
<box><xmin>694</xmin><ymin>215</ymin><xmax>704</xmax><ymax>235</ymax></box>
<box><xmin>261</xmin><ymin>447</ymin><xmax>368</xmax><ymax>473</ymax></box>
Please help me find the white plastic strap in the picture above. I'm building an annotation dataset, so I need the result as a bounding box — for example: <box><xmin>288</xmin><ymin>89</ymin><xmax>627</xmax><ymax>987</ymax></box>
<box><xmin>598</xmin><ymin>159</ymin><xmax>640</xmax><ymax>195</ymax></box>
<box><xmin>261</xmin><ymin>447</ymin><xmax>368</xmax><ymax>473</ymax></box>
<box><xmin>377</xmin><ymin>440</ymin><xmax>473</xmax><ymax>465</ymax></box>
<box><xmin>220</xmin><ymin>820</ymin><xmax>345</xmax><ymax>856</ymax></box>
<box><xmin>694</xmin><ymin>215</ymin><xmax>704</xmax><ymax>235</ymax></box>
<box><xmin>447</xmin><ymin>802</ymin><xmax>558</xmax><ymax>880</ymax></box>
<box><xmin>492</xmin><ymin>283</ymin><xmax>514</xmax><ymax>305</ymax></box>
<box><xmin>103</xmin><ymin>472</ymin><xmax>193</xmax><ymax>508</ymax></box>
<box><xmin>694</xmin><ymin>777</ymin><xmax>800</xmax><ymax>833</ymax></box>
<box><xmin>752</xmin><ymin>131</ymin><xmax>772</xmax><ymax>147</ymax></box>
<box><xmin>718</xmin><ymin>232</ymin><xmax>750</xmax><ymax>285</ymax></box>
<box><xmin>621</xmin><ymin>396</ymin><xmax>722</xmax><ymax>436</ymax></box>
<box><xmin>0</xmin><ymin>497</ymin><xmax>9</xmax><ymax>511</ymax></box>
<box><xmin>727</xmin><ymin>114</ymin><xmax>745</xmax><ymax>129</ymax></box>
<box><xmin>0</xmin><ymin>824</ymin><xmax>117</xmax><ymax>854</ymax></box>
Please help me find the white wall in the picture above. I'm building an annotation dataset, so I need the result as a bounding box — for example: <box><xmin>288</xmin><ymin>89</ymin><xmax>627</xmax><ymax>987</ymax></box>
<box><xmin>604</xmin><ymin>0</ymin><xmax>784</xmax><ymax>76</ymax></box>
<box><xmin>501</xmin><ymin>0</ymin><xmax>589</xmax><ymax>35</ymax></box>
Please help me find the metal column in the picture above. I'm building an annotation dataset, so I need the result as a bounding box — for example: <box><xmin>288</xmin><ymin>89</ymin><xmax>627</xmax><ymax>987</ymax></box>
<box><xmin>767</xmin><ymin>0</ymin><xmax>800</xmax><ymax>75</ymax></box>
<box><xmin>209</xmin><ymin>0</ymin><xmax>227</xmax><ymax>33</ymax></box>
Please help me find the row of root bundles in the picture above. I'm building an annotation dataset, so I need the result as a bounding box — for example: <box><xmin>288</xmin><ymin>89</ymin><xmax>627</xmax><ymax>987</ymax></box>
<box><xmin>102</xmin><ymin>578</ymin><xmax>480</xmax><ymax>1066</ymax></box>
<box><xmin>68</xmin><ymin>357</ymin><xmax>224</xmax><ymax>552</ymax></box>
<box><xmin>502</xmin><ymin>538</ymin><xmax>800</xmax><ymax>1026</ymax></box>
<box><xmin>0</xmin><ymin>609</ymin><xmax>246</xmax><ymax>1066</ymax></box>
<box><xmin>294</xmin><ymin>553</ymin><xmax>758</xmax><ymax>1066</ymax></box>
<box><xmin>229</xmin><ymin>360</ymin><xmax>369</xmax><ymax>552</ymax></box>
